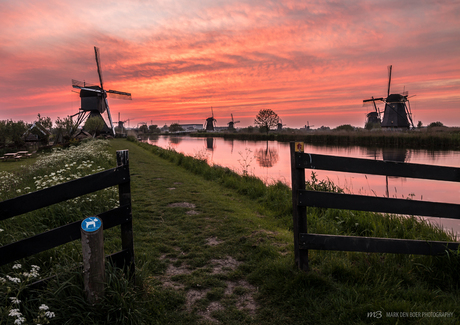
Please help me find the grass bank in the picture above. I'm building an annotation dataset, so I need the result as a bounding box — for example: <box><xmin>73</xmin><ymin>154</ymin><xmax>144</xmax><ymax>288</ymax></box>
<box><xmin>1</xmin><ymin>138</ymin><xmax>460</xmax><ymax>324</ymax></box>
<box><xmin>125</xmin><ymin>139</ymin><xmax>459</xmax><ymax>324</ymax></box>
<box><xmin>190</xmin><ymin>129</ymin><xmax>460</xmax><ymax>150</ymax></box>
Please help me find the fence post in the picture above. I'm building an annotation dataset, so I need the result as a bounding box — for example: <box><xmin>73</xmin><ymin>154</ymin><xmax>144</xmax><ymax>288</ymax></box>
<box><xmin>116</xmin><ymin>150</ymin><xmax>135</xmax><ymax>275</ymax></box>
<box><xmin>290</xmin><ymin>142</ymin><xmax>309</xmax><ymax>271</ymax></box>
<box><xmin>81</xmin><ymin>216</ymin><xmax>105</xmax><ymax>304</ymax></box>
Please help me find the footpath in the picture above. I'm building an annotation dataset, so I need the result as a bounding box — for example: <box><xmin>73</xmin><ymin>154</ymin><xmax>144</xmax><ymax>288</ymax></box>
<box><xmin>110</xmin><ymin>139</ymin><xmax>293</xmax><ymax>324</ymax></box>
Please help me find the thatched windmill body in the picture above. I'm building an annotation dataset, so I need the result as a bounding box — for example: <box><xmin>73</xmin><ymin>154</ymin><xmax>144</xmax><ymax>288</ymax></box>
<box><xmin>204</xmin><ymin>107</ymin><xmax>217</xmax><ymax>131</ymax></box>
<box><xmin>363</xmin><ymin>65</ymin><xmax>414</xmax><ymax>129</ymax></box>
<box><xmin>71</xmin><ymin>47</ymin><xmax>132</xmax><ymax>136</ymax></box>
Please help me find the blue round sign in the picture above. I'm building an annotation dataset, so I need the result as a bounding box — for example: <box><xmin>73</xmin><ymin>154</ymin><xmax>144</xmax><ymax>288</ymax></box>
<box><xmin>81</xmin><ymin>217</ymin><xmax>102</xmax><ymax>232</ymax></box>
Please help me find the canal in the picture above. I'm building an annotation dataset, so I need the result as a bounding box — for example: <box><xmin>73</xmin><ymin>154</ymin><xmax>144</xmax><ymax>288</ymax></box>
<box><xmin>144</xmin><ymin>135</ymin><xmax>460</xmax><ymax>236</ymax></box>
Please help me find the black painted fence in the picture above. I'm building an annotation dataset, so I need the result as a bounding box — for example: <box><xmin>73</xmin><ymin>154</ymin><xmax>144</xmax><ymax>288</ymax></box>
<box><xmin>290</xmin><ymin>142</ymin><xmax>460</xmax><ymax>271</ymax></box>
<box><xmin>0</xmin><ymin>150</ymin><xmax>134</xmax><ymax>281</ymax></box>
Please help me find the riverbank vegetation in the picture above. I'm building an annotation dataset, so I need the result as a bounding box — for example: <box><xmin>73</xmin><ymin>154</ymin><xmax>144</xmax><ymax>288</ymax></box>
<box><xmin>1</xmin><ymin>138</ymin><xmax>459</xmax><ymax>324</ymax></box>
<box><xmin>190</xmin><ymin>125</ymin><xmax>460</xmax><ymax>150</ymax></box>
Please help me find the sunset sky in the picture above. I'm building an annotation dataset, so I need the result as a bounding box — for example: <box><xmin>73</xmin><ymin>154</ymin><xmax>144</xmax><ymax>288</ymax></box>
<box><xmin>1</xmin><ymin>0</ymin><xmax>459</xmax><ymax>129</ymax></box>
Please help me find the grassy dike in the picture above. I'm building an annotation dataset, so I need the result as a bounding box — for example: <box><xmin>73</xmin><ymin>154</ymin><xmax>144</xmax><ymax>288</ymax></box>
<box><xmin>109</xmin><ymin>138</ymin><xmax>459</xmax><ymax>324</ymax></box>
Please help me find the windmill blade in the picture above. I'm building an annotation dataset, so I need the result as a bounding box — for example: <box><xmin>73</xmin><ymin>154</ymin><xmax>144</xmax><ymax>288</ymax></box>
<box><xmin>104</xmin><ymin>97</ymin><xmax>115</xmax><ymax>136</ymax></box>
<box><xmin>406</xmin><ymin>100</ymin><xmax>415</xmax><ymax>128</ymax></box>
<box><xmin>387</xmin><ymin>65</ymin><xmax>392</xmax><ymax>97</ymax></box>
<box><xmin>74</xmin><ymin>86</ymin><xmax>104</xmax><ymax>94</ymax></box>
<box><xmin>94</xmin><ymin>46</ymin><xmax>104</xmax><ymax>90</ymax></box>
<box><xmin>231</xmin><ymin>113</ymin><xmax>234</xmax><ymax>122</ymax></box>
<box><xmin>363</xmin><ymin>97</ymin><xmax>384</xmax><ymax>103</ymax></box>
<box><xmin>107</xmin><ymin>90</ymin><xmax>132</xmax><ymax>100</ymax></box>
<box><xmin>72</xmin><ymin>79</ymin><xmax>85</xmax><ymax>88</ymax></box>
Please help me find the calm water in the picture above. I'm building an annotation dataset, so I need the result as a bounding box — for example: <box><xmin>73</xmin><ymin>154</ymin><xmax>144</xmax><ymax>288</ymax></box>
<box><xmin>144</xmin><ymin>135</ymin><xmax>460</xmax><ymax>236</ymax></box>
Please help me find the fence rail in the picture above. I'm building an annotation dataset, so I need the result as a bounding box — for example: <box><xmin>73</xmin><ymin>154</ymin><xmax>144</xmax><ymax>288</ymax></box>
<box><xmin>0</xmin><ymin>150</ymin><xmax>133</xmax><ymax>278</ymax></box>
<box><xmin>290</xmin><ymin>142</ymin><xmax>460</xmax><ymax>271</ymax></box>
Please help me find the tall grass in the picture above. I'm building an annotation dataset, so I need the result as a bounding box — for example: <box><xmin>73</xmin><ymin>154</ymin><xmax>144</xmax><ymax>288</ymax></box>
<box><xmin>191</xmin><ymin>129</ymin><xmax>460</xmax><ymax>150</ymax></box>
<box><xmin>0</xmin><ymin>139</ymin><xmax>155</xmax><ymax>325</ymax></box>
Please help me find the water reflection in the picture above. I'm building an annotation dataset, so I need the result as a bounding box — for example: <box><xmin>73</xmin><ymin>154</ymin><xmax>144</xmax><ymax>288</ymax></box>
<box><xmin>142</xmin><ymin>135</ymin><xmax>460</xmax><ymax>235</ymax></box>
<box><xmin>169</xmin><ymin>136</ymin><xmax>183</xmax><ymax>145</ymax></box>
<box><xmin>148</xmin><ymin>134</ymin><xmax>160</xmax><ymax>143</ymax></box>
<box><xmin>382</xmin><ymin>148</ymin><xmax>408</xmax><ymax>162</ymax></box>
<box><xmin>254</xmin><ymin>142</ymin><xmax>279</xmax><ymax>168</ymax></box>
<box><xmin>206</xmin><ymin>137</ymin><xmax>215</xmax><ymax>151</ymax></box>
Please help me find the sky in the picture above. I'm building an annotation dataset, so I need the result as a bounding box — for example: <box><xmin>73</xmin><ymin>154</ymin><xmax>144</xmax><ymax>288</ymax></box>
<box><xmin>1</xmin><ymin>0</ymin><xmax>459</xmax><ymax>129</ymax></box>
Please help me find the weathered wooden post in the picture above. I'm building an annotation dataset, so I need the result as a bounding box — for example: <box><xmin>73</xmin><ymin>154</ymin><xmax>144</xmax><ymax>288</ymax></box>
<box><xmin>290</xmin><ymin>142</ymin><xmax>309</xmax><ymax>271</ymax></box>
<box><xmin>81</xmin><ymin>216</ymin><xmax>105</xmax><ymax>303</ymax></box>
<box><xmin>116</xmin><ymin>150</ymin><xmax>135</xmax><ymax>277</ymax></box>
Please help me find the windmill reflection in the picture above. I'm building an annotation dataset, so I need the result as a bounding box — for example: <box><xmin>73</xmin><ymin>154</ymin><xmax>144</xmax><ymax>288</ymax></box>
<box><xmin>382</xmin><ymin>148</ymin><xmax>408</xmax><ymax>198</ymax></box>
<box><xmin>254</xmin><ymin>142</ymin><xmax>279</xmax><ymax>168</ymax></box>
<box><xmin>206</xmin><ymin>137</ymin><xmax>215</xmax><ymax>151</ymax></box>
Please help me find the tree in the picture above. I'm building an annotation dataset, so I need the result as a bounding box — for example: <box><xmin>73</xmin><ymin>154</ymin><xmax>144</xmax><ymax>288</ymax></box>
<box><xmin>417</xmin><ymin>121</ymin><xmax>423</xmax><ymax>129</ymax></box>
<box><xmin>7</xmin><ymin>120</ymin><xmax>27</xmax><ymax>147</ymax></box>
<box><xmin>149</xmin><ymin>125</ymin><xmax>160</xmax><ymax>134</ymax></box>
<box><xmin>169</xmin><ymin>123</ymin><xmax>184</xmax><ymax>133</ymax></box>
<box><xmin>334</xmin><ymin>124</ymin><xmax>355</xmax><ymax>131</ymax></box>
<box><xmin>37</xmin><ymin>113</ymin><xmax>52</xmax><ymax>131</ymax></box>
<box><xmin>254</xmin><ymin>109</ymin><xmax>280</xmax><ymax>134</ymax></box>
<box><xmin>428</xmin><ymin>121</ymin><xmax>444</xmax><ymax>128</ymax></box>
<box><xmin>54</xmin><ymin>116</ymin><xmax>75</xmax><ymax>141</ymax></box>
<box><xmin>84</xmin><ymin>116</ymin><xmax>105</xmax><ymax>137</ymax></box>
<box><xmin>138</xmin><ymin>124</ymin><xmax>148</xmax><ymax>133</ymax></box>
<box><xmin>0</xmin><ymin>120</ymin><xmax>8</xmax><ymax>147</ymax></box>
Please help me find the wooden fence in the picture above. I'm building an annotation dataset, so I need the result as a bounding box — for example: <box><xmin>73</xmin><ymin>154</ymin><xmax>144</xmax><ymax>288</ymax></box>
<box><xmin>290</xmin><ymin>142</ymin><xmax>460</xmax><ymax>271</ymax></box>
<box><xmin>0</xmin><ymin>150</ymin><xmax>134</xmax><ymax>283</ymax></box>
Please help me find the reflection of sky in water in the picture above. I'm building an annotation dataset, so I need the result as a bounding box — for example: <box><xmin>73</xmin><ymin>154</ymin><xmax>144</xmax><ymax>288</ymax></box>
<box><xmin>145</xmin><ymin>135</ymin><xmax>460</xmax><ymax>236</ymax></box>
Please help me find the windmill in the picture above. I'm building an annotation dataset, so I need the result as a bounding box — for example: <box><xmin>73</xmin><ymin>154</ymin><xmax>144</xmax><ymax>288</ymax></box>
<box><xmin>71</xmin><ymin>46</ymin><xmax>132</xmax><ymax>136</ymax></box>
<box><xmin>204</xmin><ymin>107</ymin><xmax>217</xmax><ymax>131</ymax></box>
<box><xmin>363</xmin><ymin>65</ymin><xmax>414</xmax><ymax>129</ymax></box>
<box><xmin>227</xmin><ymin>113</ymin><xmax>240</xmax><ymax>130</ymax></box>
<box><xmin>364</xmin><ymin>97</ymin><xmax>382</xmax><ymax>126</ymax></box>
<box><xmin>277</xmin><ymin>118</ymin><xmax>286</xmax><ymax>130</ymax></box>
<box><xmin>115</xmin><ymin>113</ymin><xmax>133</xmax><ymax>133</ymax></box>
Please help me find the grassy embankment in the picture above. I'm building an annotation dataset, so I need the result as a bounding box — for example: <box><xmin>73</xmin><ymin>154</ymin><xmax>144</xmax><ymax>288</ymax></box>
<box><xmin>1</xmin><ymin>138</ymin><xmax>460</xmax><ymax>324</ymax></box>
<box><xmin>190</xmin><ymin>128</ymin><xmax>460</xmax><ymax>150</ymax></box>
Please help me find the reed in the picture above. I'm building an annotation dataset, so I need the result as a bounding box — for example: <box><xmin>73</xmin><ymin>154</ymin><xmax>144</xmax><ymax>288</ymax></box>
<box><xmin>191</xmin><ymin>128</ymin><xmax>460</xmax><ymax>150</ymax></box>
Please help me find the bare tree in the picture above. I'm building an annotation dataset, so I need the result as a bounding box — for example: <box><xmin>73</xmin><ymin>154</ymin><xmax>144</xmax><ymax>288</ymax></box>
<box><xmin>254</xmin><ymin>109</ymin><xmax>280</xmax><ymax>134</ymax></box>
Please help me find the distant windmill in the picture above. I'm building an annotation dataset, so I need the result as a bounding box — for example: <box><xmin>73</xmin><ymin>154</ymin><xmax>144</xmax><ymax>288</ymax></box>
<box><xmin>227</xmin><ymin>113</ymin><xmax>240</xmax><ymax>130</ymax></box>
<box><xmin>364</xmin><ymin>97</ymin><xmax>382</xmax><ymax>126</ymax></box>
<box><xmin>204</xmin><ymin>107</ymin><xmax>217</xmax><ymax>131</ymax></box>
<box><xmin>363</xmin><ymin>65</ymin><xmax>415</xmax><ymax>129</ymax></box>
<box><xmin>71</xmin><ymin>46</ymin><xmax>132</xmax><ymax>136</ymax></box>
<box><xmin>115</xmin><ymin>113</ymin><xmax>133</xmax><ymax>132</ymax></box>
<box><xmin>305</xmin><ymin>121</ymin><xmax>314</xmax><ymax>130</ymax></box>
<box><xmin>277</xmin><ymin>118</ymin><xmax>286</xmax><ymax>130</ymax></box>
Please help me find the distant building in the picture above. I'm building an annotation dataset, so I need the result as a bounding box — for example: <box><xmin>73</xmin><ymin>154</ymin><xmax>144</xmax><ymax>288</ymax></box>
<box><xmin>179</xmin><ymin>124</ymin><xmax>204</xmax><ymax>131</ymax></box>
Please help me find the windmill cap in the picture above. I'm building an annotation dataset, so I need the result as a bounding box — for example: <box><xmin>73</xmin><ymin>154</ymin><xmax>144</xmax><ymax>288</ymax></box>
<box><xmin>386</xmin><ymin>94</ymin><xmax>406</xmax><ymax>102</ymax></box>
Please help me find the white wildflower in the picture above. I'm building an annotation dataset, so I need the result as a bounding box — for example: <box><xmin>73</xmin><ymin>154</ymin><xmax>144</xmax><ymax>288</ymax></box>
<box><xmin>45</xmin><ymin>311</ymin><xmax>55</xmax><ymax>318</ymax></box>
<box><xmin>9</xmin><ymin>309</ymin><xmax>22</xmax><ymax>317</ymax></box>
<box><xmin>12</xmin><ymin>264</ymin><xmax>22</xmax><ymax>269</ymax></box>
<box><xmin>9</xmin><ymin>297</ymin><xmax>21</xmax><ymax>304</ymax></box>
<box><xmin>39</xmin><ymin>304</ymin><xmax>49</xmax><ymax>311</ymax></box>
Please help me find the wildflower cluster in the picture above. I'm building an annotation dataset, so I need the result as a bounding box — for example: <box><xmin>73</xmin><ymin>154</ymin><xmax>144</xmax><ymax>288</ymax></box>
<box><xmin>29</xmin><ymin>139</ymin><xmax>114</xmax><ymax>174</ymax></box>
<box><xmin>0</xmin><ymin>171</ymin><xmax>22</xmax><ymax>197</ymax></box>
<box><xmin>2</xmin><ymin>264</ymin><xmax>54</xmax><ymax>324</ymax></box>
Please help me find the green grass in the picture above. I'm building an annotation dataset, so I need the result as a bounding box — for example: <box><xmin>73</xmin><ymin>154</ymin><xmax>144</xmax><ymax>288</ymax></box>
<box><xmin>1</xmin><ymin>138</ymin><xmax>460</xmax><ymax>324</ymax></box>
